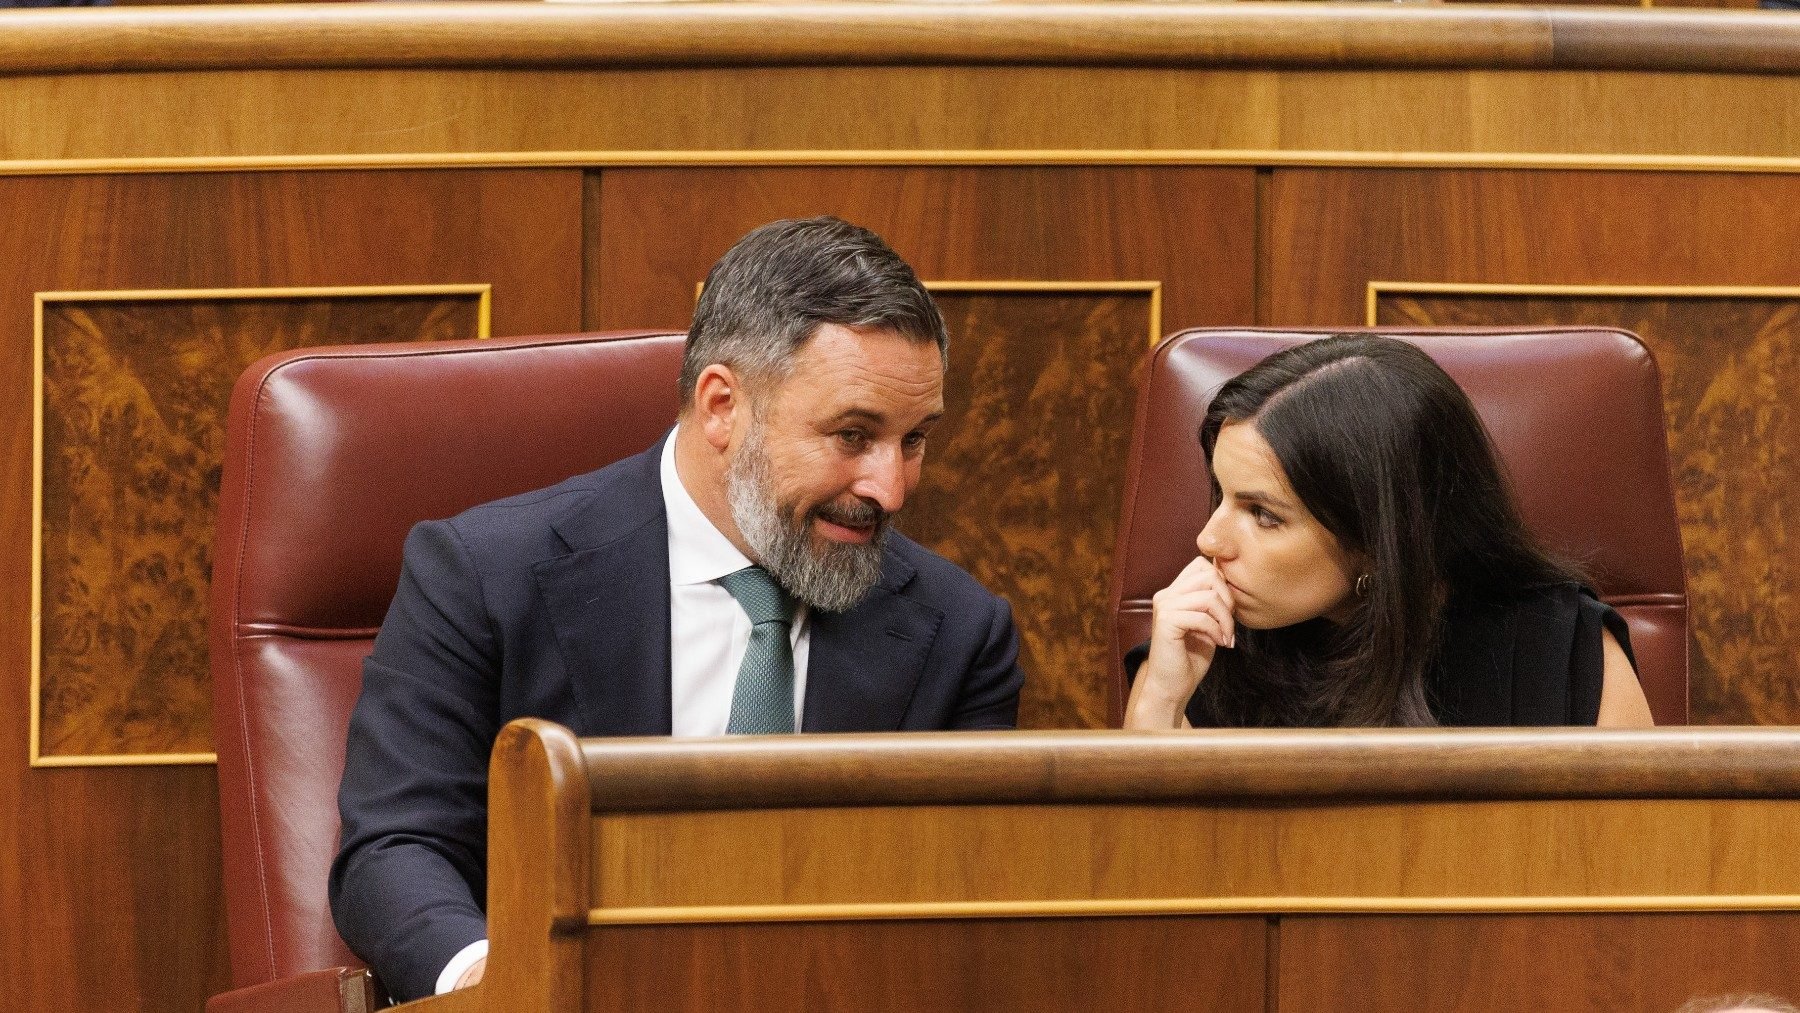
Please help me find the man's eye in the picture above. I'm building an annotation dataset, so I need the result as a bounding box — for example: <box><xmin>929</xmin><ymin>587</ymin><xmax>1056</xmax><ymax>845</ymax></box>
<box><xmin>902</xmin><ymin>431</ymin><xmax>928</xmax><ymax>451</ymax></box>
<box><xmin>837</xmin><ymin>430</ymin><xmax>869</xmax><ymax>450</ymax></box>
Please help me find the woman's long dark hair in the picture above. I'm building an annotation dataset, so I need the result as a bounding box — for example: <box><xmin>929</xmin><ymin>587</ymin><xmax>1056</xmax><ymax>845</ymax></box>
<box><xmin>1193</xmin><ymin>335</ymin><xmax>1577</xmax><ymax>727</ymax></box>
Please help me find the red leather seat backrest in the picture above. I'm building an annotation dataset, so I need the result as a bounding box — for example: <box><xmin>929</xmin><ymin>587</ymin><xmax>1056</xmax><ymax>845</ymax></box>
<box><xmin>1108</xmin><ymin>327</ymin><xmax>1689</xmax><ymax>725</ymax></box>
<box><xmin>209</xmin><ymin>331</ymin><xmax>685</xmax><ymax>988</ymax></box>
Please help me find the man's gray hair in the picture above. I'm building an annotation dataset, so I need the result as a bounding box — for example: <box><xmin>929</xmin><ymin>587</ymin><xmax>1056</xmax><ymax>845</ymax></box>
<box><xmin>678</xmin><ymin>216</ymin><xmax>948</xmax><ymax>408</ymax></box>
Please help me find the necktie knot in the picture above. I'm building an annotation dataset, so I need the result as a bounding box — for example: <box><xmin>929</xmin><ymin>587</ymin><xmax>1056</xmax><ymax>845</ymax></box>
<box><xmin>720</xmin><ymin>565</ymin><xmax>794</xmax><ymax>627</ymax></box>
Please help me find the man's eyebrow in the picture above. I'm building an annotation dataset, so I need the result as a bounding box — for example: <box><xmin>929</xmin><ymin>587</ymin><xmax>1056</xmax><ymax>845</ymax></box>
<box><xmin>824</xmin><ymin>408</ymin><xmax>887</xmax><ymax>427</ymax></box>
<box><xmin>824</xmin><ymin>408</ymin><xmax>945</xmax><ymax>428</ymax></box>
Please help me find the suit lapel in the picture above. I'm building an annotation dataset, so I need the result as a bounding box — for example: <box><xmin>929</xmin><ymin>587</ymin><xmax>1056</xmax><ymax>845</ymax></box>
<box><xmin>532</xmin><ymin>445</ymin><xmax>674</xmax><ymax>737</ymax></box>
<box><xmin>802</xmin><ymin>549</ymin><xmax>943</xmax><ymax>732</ymax></box>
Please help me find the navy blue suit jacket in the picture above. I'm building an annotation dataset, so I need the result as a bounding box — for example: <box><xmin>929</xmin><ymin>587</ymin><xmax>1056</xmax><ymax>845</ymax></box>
<box><xmin>329</xmin><ymin>440</ymin><xmax>1024</xmax><ymax>1001</ymax></box>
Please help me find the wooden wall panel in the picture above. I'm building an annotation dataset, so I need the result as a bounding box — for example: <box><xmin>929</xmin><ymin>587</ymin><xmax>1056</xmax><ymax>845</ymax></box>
<box><xmin>1265</xmin><ymin>168</ymin><xmax>1800</xmax><ymax>724</ymax></box>
<box><xmin>909</xmin><ymin>289</ymin><xmax>1153</xmax><ymax>730</ymax></box>
<box><xmin>595</xmin><ymin>798</ymin><xmax>1800</xmax><ymax>910</ymax></box>
<box><xmin>0</xmin><ymin>169</ymin><xmax>582</xmax><ymax>1013</ymax></box>
<box><xmin>588</xmin><ymin>165</ymin><xmax>1256</xmax><ymax>728</ymax></box>
<box><xmin>586</xmin><ymin>917</ymin><xmax>1267</xmax><ymax>1012</ymax></box>
<box><xmin>1279</xmin><ymin>912</ymin><xmax>1800</xmax><ymax>1011</ymax></box>
<box><xmin>36</xmin><ymin>292</ymin><xmax>484</xmax><ymax>762</ymax></box>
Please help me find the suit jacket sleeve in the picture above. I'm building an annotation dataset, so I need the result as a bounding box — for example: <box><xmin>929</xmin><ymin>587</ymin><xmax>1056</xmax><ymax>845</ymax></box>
<box><xmin>330</xmin><ymin>520</ymin><xmax>501</xmax><ymax>1003</ymax></box>
<box><xmin>949</xmin><ymin>593</ymin><xmax>1025</xmax><ymax>730</ymax></box>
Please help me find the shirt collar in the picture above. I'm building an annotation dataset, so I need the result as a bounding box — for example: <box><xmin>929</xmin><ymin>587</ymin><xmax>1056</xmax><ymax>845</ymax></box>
<box><xmin>660</xmin><ymin>426</ymin><xmax>755</xmax><ymax>587</ymax></box>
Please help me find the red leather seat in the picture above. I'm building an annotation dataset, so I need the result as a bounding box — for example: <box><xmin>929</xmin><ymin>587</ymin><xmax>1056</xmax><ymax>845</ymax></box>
<box><xmin>1108</xmin><ymin>327</ymin><xmax>1689</xmax><ymax>726</ymax></box>
<box><xmin>208</xmin><ymin>331</ymin><xmax>685</xmax><ymax>1010</ymax></box>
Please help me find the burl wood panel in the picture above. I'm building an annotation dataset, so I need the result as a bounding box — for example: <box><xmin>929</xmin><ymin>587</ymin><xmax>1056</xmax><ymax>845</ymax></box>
<box><xmin>0</xmin><ymin>170</ymin><xmax>581</xmax><ymax>1013</ymax></box>
<box><xmin>1377</xmin><ymin>292</ymin><xmax>1800</xmax><ymax>728</ymax></box>
<box><xmin>586</xmin><ymin>917</ymin><xmax>1266</xmax><ymax>1012</ymax></box>
<box><xmin>37</xmin><ymin>294</ymin><xmax>480</xmax><ymax>759</ymax></box>
<box><xmin>905</xmin><ymin>291</ymin><xmax>1151</xmax><ymax>729</ymax></box>
<box><xmin>1279</xmin><ymin>912</ymin><xmax>1800</xmax><ymax>1011</ymax></box>
<box><xmin>589</xmin><ymin>165</ymin><xmax>1255</xmax><ymax>726</ymax></box>
<box><xmin>1265</xmin><ymin>168</ymin><xmax>1800</xmax><ymax>724</ymax></box>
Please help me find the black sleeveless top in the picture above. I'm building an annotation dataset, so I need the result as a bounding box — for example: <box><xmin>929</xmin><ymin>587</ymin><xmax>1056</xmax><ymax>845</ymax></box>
<box><xmin>1124</xmin><ymin>583</ymin><xmax>1634</xmax><ymax>727</ymax></box>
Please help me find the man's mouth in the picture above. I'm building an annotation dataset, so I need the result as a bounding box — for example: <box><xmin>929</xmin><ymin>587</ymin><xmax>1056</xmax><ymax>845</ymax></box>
<box><xmin>813</xmin><ymin>501</ymin><xmax>885</xmax><ymax>544</ymax></box>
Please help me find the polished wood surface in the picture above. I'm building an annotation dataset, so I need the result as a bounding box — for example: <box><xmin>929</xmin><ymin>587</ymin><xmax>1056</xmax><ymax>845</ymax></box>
<box><xmin>7</xmin><ymin>7</ymin><xmax>1800</xmax><ymax>169</ymax></box>
<box><xmin>1279</xmin><ymin>913</ymin><xmax>1800</xmax><ymax>1011</ymax></box>
<box><xmin>582</xmin><ymin>917</ymin><xmax>1266</xmax><ymax>1012</ymax></box>
<box><xmin>574</xmin><ymin>728</ymin><xmax>1800</xmax><ymax>810</ymax></box>
<box><xmin>593</xmin><ymin>797</ymin><xmax>1800</xmax><ymax>910</ymax></box>
<box><xmin>10</xmin><ymin>4</ymin><xmax>1800</xmax><ymax>75</ymax></box>
<box><xmin>590</xmin><ymin>165</ymin><xmax>1253</xmax><ymax>728</ymax></box>
<box><xmin>9</xmin><ymin>68</ymin><xmax>1800</xmax><ymax>169</ymax></box>
<box><xmin>0</xmin><ymin>170</ymin><xmax>581</xmax><ymax>1013</ymax></box>
<box><xmin>37</xmin><ymin>291</ymin><xmax>483</xmax><ymax>762</ymax></box>
<box><xmin>912</xmin><ymin>288</ymin><xmax>1155</xmax><ymax>729</ymax></box>
<box><xmin>406</xmin><ymin>723</ymin><xmax>1800</xmax><ymax>1013</ymax></box>
<box><xmin>482</xmin><ymin>720</ymin><xmax>589</xmax><ymax>1013</ymax></box>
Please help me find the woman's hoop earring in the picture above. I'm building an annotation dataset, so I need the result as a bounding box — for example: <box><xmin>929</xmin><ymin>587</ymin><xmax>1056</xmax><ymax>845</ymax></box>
<box><xmin>1355</xmin><ymin>573</ymin><xmax>1371</xmax><ymax>597</ymax></box>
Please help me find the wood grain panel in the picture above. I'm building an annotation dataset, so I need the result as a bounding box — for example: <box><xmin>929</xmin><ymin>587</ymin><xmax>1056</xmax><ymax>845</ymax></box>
<box><xmin>36</xmin><ymin>292</ymin><xmax>481</xmax><ymax>761</ymax></box>
<box><xmin>0</xmin><ymin>169</ymin><xmax>581</xmax><ymax>1013</ymax></box>
<box><xmin>1279</xmin><ymin>912</ymin><xmax>1800</xmax><ymax>1012</ymax></box>
<box><xmin>1375</xmin><ymin>290</ymin><xmax>1800</xmax><ymax>727</ymax></box>
<box><xmin>1266</xmin><ymin>169</ymin><xmax>1800</xmax><ymax>724</ymax></box>
<box><xmin>907</xmin><ymin>289</ymin><xmax>1152</xmax><ymax>730</ymax></box>
<box><xmin>590</xmin><ymin>165</ymin><xmax>1253</xmax><ymax>726</ymax></box>
<box><xmin>593</xmin><ymin>798</ymin><xmax>1800</xmax><ymax>910</ymax></box>
<box><xmin>585</xmin><ymin>916</ymin><xmax>1265</xmax><ymax>1012</ymax></box>
<box><xmin>8</xmin><ymin>64</ymin><xmax>1800</xmax><ymax>168</ymax></box>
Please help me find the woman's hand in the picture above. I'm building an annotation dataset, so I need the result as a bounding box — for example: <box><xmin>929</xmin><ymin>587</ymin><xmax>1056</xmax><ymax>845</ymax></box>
<box><xmin>1123</xmin><ymin>554</ymin><xmax>1237</xmax><ymax>729</ymax></box>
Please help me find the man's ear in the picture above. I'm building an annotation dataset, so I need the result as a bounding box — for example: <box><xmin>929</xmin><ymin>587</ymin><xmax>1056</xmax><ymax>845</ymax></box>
<box><xmin>692</xmin><ymin>364</ymin><xmax>742</xmax><ymax>452</ymax></box>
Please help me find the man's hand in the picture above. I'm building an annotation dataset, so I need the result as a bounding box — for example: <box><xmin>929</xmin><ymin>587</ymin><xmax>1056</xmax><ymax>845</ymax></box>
<box><xmin>1123</xmin><ymin>554</ymin><xmax>1236</xmax><ymax>729</ymax></box>
<box><xmin>455</xmin><ymin>957</ymin><xmax>486</xmax><ymax>990</ymax></box>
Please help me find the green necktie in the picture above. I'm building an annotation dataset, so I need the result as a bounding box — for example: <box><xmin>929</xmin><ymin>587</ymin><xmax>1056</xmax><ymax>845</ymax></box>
<box><xmin>719</xmin><ymin>565</ymin><xmax>798</xmax><ymax>734</ymax></box>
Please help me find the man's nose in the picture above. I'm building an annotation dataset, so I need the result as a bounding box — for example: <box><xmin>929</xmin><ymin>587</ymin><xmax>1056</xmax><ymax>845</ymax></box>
<box><xmin>852</xmin><ymin>445</ymin><xmax>909</xmax><ymax>514</ymax></box>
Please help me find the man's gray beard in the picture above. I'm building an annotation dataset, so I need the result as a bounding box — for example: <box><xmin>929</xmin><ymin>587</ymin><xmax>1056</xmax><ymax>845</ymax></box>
<box><xmin>724</xmin><ymin>422</ymin><xmax>888</xmax><ymax>613</ymax></box>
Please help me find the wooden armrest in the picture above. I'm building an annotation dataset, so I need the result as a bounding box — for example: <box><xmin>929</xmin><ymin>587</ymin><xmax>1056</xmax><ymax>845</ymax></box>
<box><xmin>207</xmin><ymin>967</ymin><xmax>379</xmax><ymax>1013</ymax></box>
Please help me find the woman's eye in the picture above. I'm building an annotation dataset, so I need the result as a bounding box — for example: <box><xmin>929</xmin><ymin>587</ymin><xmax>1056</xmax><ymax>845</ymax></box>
<box><xmin>1251</xmin><ymin>505</ymin><xmax>1282</xmax><ymax>528</ymax></box>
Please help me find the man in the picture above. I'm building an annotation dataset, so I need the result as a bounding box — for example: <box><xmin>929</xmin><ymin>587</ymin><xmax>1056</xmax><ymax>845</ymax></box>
<box><xmin>329</xmin><ymin>216</ymin><xmax>1025</xmax><ymax>1002</ymax></box>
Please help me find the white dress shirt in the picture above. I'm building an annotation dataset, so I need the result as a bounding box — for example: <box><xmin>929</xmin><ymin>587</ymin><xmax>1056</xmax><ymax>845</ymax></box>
<box><xmin>436</xmin><ymin>428</ymin><xmax>809</xmax><ymax>994</ymax></box>
<box><xmin>661</xmin><ymin>427</ymin><xmax>810</xmax><ymax>736</ymax></box>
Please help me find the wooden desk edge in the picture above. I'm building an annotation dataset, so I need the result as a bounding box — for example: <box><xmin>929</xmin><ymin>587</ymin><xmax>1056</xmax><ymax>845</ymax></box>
<box><xmin>7</xmin><ymin>4</ymin><xmax>1800</xmax><ymax>76</ymax></box>
<box><xmin>576</xmin><ymin>727</ymin><xmax>1800</xmax><ymax>811</ymax></box>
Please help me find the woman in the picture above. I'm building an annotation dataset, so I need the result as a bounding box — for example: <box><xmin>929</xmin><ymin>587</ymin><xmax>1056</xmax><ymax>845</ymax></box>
<box><xmin>1123</xmin><ymin>334</ymin><xmax>1655</xmax><ymax>729</ymax></box>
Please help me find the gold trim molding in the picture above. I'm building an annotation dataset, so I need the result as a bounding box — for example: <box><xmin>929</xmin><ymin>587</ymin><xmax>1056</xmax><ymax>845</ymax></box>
<box><xmin>1366</xmin><ymin>280</ymin><xmax>1800</xmax><ymax>326</ymax></box>
<box><xmin>9</xmin><ymin>150</ymin><xmax>1800</xmax><ymax>179</ymax></box>
<box><xmin>29</xmin><ymin>283</ymin><xmax>493</xmax><ymax>769</ymax></box>
<box><xmin>589</xmin><ymin>893</ymin><xmax>1800</xmax><ymax>926</ymax></box>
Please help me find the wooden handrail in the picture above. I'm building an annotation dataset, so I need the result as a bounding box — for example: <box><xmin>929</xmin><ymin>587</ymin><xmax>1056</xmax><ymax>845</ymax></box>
<box><xmin>578</xmin><ymin>727</ymin><xmax>1800</xmax><ymax>811</ymax></box>
<box><xmin>7</xmin><ymin>3</ymin><xmax>1800</xmax><ymax>77</ymax></box>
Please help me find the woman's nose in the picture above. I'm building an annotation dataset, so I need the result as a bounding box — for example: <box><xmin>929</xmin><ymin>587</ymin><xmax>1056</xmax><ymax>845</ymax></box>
<box><xmin>1197</xmin><ymin>512</ymin><xmax>1231</xmax><ymax>559</ymax></box>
